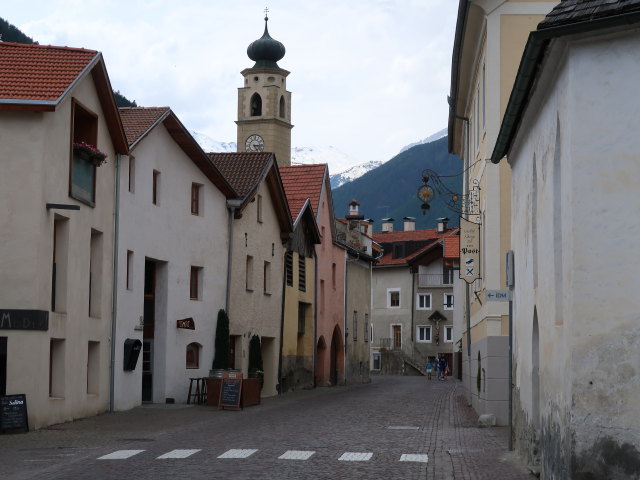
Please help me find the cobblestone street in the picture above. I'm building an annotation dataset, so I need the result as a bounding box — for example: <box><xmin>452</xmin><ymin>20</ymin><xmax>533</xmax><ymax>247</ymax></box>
<box><xmin>0</xmin><ymin>376</ymin><xmax>534</xmax><ymax>480</ymax></box>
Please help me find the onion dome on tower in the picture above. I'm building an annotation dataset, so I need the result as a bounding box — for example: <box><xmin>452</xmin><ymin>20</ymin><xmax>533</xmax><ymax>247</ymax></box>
<box><xmin>247</xmin><ymin>13</ymin><xmax>286</xmax><ymax>69</ymax></box>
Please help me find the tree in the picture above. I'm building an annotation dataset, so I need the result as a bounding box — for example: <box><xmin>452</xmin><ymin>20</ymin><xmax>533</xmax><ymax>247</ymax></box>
<box><xmin>211</xmin><ymin>309</ymin><xmax>230</xmax><ymax>370</ymax></box>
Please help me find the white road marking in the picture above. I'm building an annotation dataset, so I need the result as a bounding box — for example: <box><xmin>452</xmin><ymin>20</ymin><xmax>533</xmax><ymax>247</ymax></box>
<box><xmin>338</xmin><ymin>452</ymin><xmax>373</xmax><ymax>461</ymax></box>
<box><xmin>98</xmin><ymin>450</ymin><xmax>145</xmax><ymax>460</ymax></box>
<box><xmin>217</xmin><ymin>449</ymin><xmax>258</xmax><ymax>459</ymax></box>
<box><xmin>278</xmin><ymin>450</ymin><xmax>315</xmax><ymax>460</ymax></box>
<box><xmin>400</xmin><ymin>453</ymin><xmax>429</xmax><ymax>463</ymax></box>
<box><xmin>388</xmin><ymin>426</ymin><xmax>420</xmax><ymax>430</ymax></box>
<box><xmin>157</xmin><ymin>449</ymin><xmax>201</xmax><ymax>459</ymax></box>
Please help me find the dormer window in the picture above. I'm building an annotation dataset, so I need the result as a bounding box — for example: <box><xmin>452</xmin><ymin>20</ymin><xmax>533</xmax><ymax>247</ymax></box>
<box><xmin>250</xmin><ymin>93</ymin><xmax>262</xmax><ymax>116</ymax></box>
<box><xmin>70</xmin><ymin>99</ymin><xmax>99</xmax><ymax>205</ymax></box>
<box><xmin>392</xmin><ymin>243</ymin><xmax>405</xmax><ymax>259</ymax></box>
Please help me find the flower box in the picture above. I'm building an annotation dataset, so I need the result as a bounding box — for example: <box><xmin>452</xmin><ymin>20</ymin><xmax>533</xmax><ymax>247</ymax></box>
<box><xmin>73</xmin><ymin>142</ymin><xmax>108</xmax><ymax>167</ymax></box>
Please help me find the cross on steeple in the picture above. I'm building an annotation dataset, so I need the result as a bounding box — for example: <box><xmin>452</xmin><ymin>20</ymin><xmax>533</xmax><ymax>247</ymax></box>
<box><xmin>264</xmin><ymin>7</ymin><xmax>269</xmax><ymax>20</ymax></box>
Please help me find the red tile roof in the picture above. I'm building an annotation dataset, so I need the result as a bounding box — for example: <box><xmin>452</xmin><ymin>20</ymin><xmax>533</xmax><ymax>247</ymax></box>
<box><xmin>119</xmin><ymin>107</ymin><xmax>170</xmax><ymax>146</ymax></box>
<box><xmin>444</xmin><ymin>234</ymin><xmax>460</xmax><ymax>259</ymax></box>
<box><xmin>279</xmin><ymin>164</ymin><xmax>327</xmax><ymax>221</ymax></box>
<box><xmin>0</xmin><ymin>42</ymin><xmax>98</xmax><ymax>102</ymax></box>
<box><xmin>208</xmin><ymin>152</ymin><xmax>274</xmax><ymax>198</ymax></box>
<box><xmin>372</xmin><ymin>228</ymin><xmax>441</xmax><ymax>243</ymax></box>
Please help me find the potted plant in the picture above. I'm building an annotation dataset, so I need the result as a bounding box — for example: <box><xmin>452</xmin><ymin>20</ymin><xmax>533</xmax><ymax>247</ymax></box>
<box><xmin>211</xmin><ymin>309</ymin><xmax>230</xmax><ymax>374</ymax></box>
<box><xmin>73</xmin><ymin>141</ymin><xmax>108</xmax><ymax>166</ymax></box>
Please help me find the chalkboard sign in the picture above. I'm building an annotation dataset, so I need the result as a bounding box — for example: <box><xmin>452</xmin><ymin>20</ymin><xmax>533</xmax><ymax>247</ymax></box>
<box><xmin>219</xmin><ymin>378</ymin><xmax>242</xmax><ymax>410</ymax></box>
<box><xmin>0</xmin><ymin>394</ymin><xmax>29</xmax><ymax>433</ymax></box>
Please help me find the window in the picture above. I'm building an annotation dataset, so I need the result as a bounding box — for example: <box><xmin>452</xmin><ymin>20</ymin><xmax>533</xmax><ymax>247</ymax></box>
<box><xmin>298</xmin><ymin>303</ymin><xmax>306</xmax><ymax>334</ymax></box>
<box><xmin>285</xmin><ymin>251</ymin><xmax>293</xmax><ymax>286</ymax></box>
<box><xmin>246</xmin><ymin>256</ymin><xmax>254</xmax><ymax>291</ymax></box>
<box><xmin>392</xmin><ymin>244</ymin><xmax>404</xmax><ymax>259</ymax></box>
<box><xmin>364</xmin><ymin>314</ymin><xmax>369</xmax><ymax>343</ymax></box>
<box><xmin>89</xmin><ymin>229</ymin><xmax>103</xmax><ymax>318</ymax></box>
<box><xmin>388</xmin><ymin>289</ymin><xmax>400</xmax><ymax>308</ymax></box>
<box><xmin>250</xmin><ymin>93</ymin><xmax>262</xmax><ymax>116</ymax></box>
<box><xmin>186</xmin><ymin>343</ymin><xmax>201</xmax><ymax>368</ymax></box>
<box><xmin>444</xmin><ymin>326</ymin><xmax>453</xmax><ymax>343</ymax></box>
<box><xmin>152</xmin><ymin>170</ymin><xmax>160</xmax><ymax>205</ymax></box>
<box><xmin>416</xmin><ymin>293</ymin><xmax>431</xmax><ymax>310</ymax></box>
<box><xmin>257</xmin><ymin>194</ymin><xmax>263</xmax><ymax>223</ymax></box>
<box><xmin>352</xmin><ymin>311</ymin><xmax>358</xmax><ymax>342</ymax></box>
<box><xmin>417</xmin><ymin>325</ymin><xmax>432</xmax><ymax>343</ymax></box>
<box><xmin>320</xmin><ymin>280</ymin><xmax>325</xmax><ymax>314</ymax></box>
<box><xmin>279</xmin><ymin>95</ymin><xmax>285</xmax><ymax>118</ymax></box>
<box><xmin>443</xmin><ymin>267</ymin><xmax>454</xmax><ymax>285</ymax></box>
<box><xmin>190</xmin><ymin>266</ymin><xmax>202</xmax><ymax>300</ymax></box>
<box><xmin>444</xmin><ymin>293</ymin><xmax>454</xmax><ymax>310</ymax></box>
<box><xmin>87</xmin><ymin>341</ymin><xmax>99</xmax><ymax>394</ymax></box>
<box><xmin>49</xmin><ymin>338</ymin><xmax>65</xmax><ymax>398</ymax></box>
<box><xmin>298</xmin><ymin>255</ymin><xmax>306</xmax><ymax>291</ymax></box>
<box><xmin>191</xmin><ymin>183</ymin><xmax>201</xmax><ymax>215</ymax></box>
<box><xmin>70</xmin><ymin>99</ymin><xmax>98</xmax><ymax>205</ymax></box>
<box><xmin>372</xmin><ymin>352</ymin><xmax>381</xmax><ymax>371</ymax></box>
<box><xmin>126</xmin><ymin>250</ymin><xmax>133</xmax><ymax>290</ymax></box>
<box><xmin>52</xmin><ymin>216</ymin><xmax>69</xmax><ymax>313</ymax></box>
<box><xmin>263</xmin><ymin>261</ymin><xmax>271</xmax><ymax>294</ymax></box>
<box><xmin>128</xmin><ymin>156</ymin><xmax>135</xmax><ymax>193</ymax></box>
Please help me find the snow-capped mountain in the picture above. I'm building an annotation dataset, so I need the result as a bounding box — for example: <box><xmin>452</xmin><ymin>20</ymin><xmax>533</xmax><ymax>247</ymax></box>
<box><xmin>398</xmin><ymin>128</ymin><xmax>447</xmax><ymax>154</ymax></box>
<box><xmin>191</xmin><ymin>131</ymin><xmax>236</xmax><ymax>153</ymax></box>
<box><xmin>329</xmin><ymin>160</ymin><xmax>383</xmax><ymax>188</ymax></box>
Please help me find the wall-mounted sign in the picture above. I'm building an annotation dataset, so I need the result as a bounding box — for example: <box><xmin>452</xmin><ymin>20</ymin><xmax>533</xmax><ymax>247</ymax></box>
<box><xmin>486</xmin><ymin>290</ymin><xmax>511</xmax><ymax>302</ymax></box>
<box><xmin>0</xmin><ymin>310</ymin><xmax>48</xmax><ymax>331</ymax></box>
<box><xmin>176</xmin><ymin>318</ymin><xmax>195</xmax><ymax>330</ymax></box>
<box><xmin>459</xmin><ymin>217</ymin><xmax>481</xmax><ymax>284</ymax></box>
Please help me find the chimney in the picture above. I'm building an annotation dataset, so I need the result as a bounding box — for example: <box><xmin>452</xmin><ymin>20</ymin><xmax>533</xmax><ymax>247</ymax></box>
<box><xmin>437</xmin><ymin>217</ymin><xmax>449</xmax><ymax>233</ymax></box>
<box><xmin>381</xmin><ymin>218</ymin><xmax>394</xmax><ymax>233</ymax></box>
<box><xmin>403</xmin><ymin>216</ymin><xmax>416</xmax><ymax>231</ymax></box>
<box><xmin>346</xmin><ymin>198</ymin><xmax>364</xmax><ymax>220</ymax></box>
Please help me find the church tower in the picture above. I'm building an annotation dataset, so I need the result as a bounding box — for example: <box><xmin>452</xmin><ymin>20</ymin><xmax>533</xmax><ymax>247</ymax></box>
<box><xmin>237</xmin><ymin>12</ymin><xmax>292</xmax><ymax>166</ymax></box>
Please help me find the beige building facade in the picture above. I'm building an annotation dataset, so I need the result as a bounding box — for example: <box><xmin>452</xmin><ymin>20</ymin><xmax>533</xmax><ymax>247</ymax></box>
<box><xmin>0</xmin><ymin>43</ymin><xmax>128</xmax><ymax>428</ymax></box>
<box><xmin>448</xmin><ymin>0</ymin><xmax>557</xmax><ymax>425</ymax></box>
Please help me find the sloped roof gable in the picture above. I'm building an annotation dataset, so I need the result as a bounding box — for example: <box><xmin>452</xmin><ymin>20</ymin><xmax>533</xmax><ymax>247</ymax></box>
<box><xmin>279</xmin><ymin>164</ymin><xmax>327</xmax><ymax>221</ymax></box>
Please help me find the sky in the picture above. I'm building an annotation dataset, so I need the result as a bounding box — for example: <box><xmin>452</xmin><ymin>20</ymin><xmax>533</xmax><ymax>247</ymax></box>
<box><xmin>4</xmin><ymin>0</ymin><xmax>459</xmax><ymax>168</ymax></box>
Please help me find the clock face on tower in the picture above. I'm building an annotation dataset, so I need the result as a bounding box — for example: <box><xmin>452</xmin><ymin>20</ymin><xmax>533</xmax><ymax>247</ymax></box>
<box><xmin>245</xmin><ymin>134</ymin><xmax>265</xmax><ymax>152</ymax></box>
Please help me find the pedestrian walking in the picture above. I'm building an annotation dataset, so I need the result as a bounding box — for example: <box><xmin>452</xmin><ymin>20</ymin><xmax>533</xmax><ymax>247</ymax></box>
<box><xmin>438</xmin><ymin>354</ymin><xmax>448</xmax><ymax>380</ymax></box>
<box><xmin>425</xmin><ymin>360</ymin><xmax>434</xmax><ymax>380</ymax></box>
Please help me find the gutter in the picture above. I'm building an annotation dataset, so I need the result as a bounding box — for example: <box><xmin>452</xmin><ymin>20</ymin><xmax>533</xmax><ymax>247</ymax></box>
<box><xmin>109</xmin><ymin>153</ymin><xmax>121</xmax><ymax>412</ymax></box>
<box><xmin>491</xmin><ymin>10</ymin><xmax>640</xmax><ymax>164</ymax></box>
<box><xmin>225</xmin><ymin>199</ymin><xmax>243</xmax><ymax>314</ymax></box>
<box><xmin>447</xmin><ymin>0</ymin><xmax>471</xmax><ymax>153</ymax></box>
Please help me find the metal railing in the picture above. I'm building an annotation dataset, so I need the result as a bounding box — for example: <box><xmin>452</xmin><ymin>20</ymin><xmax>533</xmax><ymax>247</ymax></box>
<box><xmin>417</xmin><ymin>272</ymin><xmax>454</xmax><ymax>287</ymax></box>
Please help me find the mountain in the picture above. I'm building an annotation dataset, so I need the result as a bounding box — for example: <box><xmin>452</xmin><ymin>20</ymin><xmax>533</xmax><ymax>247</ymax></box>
<box><xmin>399</xmin><ymin>128</ymin><xmax>448</xmax><ymax>154</ymax></box>
<box><xmin>191</xmin><ymin>132</ymin><xmax>237</xmax><ymax>153</ymax></box>
<box><xmin>331</xmin><ymin>136</ymin><xmax>463</xmax><ymax>232</ymax></box>
<box><xmin>329</xmin><ymin>160</ymin><xmax>383</xmax><ymax>189</ymax></box>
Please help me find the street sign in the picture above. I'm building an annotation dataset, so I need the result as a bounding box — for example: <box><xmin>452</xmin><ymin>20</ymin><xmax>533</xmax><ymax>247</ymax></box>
<box><xmin>486</xmin><ymin>290</ymin><xmax>511</xmax><ymax>302</ymax></box>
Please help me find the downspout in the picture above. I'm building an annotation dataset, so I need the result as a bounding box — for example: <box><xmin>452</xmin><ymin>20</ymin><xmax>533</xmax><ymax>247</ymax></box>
<box><xmin>109</xmin><ymin>153</ymin><xmax>121</xmax><ymax>413</ymax></box>
<box><xmin>277</xmin><ymin>248</ymin><xmax>286</xmax><ymax>394</ymax></box>
<box><xmin>225</xmin><ymin>200</ymin><xmax>242</xmax><ymax>315</ymax></box>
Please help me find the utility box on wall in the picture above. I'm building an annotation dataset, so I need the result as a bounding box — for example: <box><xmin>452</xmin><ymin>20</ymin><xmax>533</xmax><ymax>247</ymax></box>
<box><xmin>123</xmin><ymin>339</ymin><xmax>142</xmax><ymax>371</ymax></box>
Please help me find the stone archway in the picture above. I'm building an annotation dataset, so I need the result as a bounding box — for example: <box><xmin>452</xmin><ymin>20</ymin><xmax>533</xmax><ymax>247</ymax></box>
<box><xmin>330</xmin><ymin>325</ymin><xmax>344</xmax><ymax>386</ymax></box>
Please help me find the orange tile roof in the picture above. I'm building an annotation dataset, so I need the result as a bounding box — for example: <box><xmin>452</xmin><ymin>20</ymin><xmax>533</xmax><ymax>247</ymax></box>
<box><xmin>119</xmin><ymin>107</ymin><xmax>170</xmax><ymax>146</ymax></box>
<box><xmin>0</xmin><ymin>42</ymin><xmax>98</xmax><ymax>102</ymax></box>
<box><xmin>373</xmin><ymin>228</ymin><xmax>441</xmax><ymax>243</ymax></box>
<box><xmin>279</xmin><ymin>164</ymin><xmax>327</xmax><ymax>220</ymax></box>
<box><xmin>208</xmin><ymin>152</ymin><xmax>273</xmax><ymax>198</ymax></box>
<box><xmin>444</xmin><ymin>234</ymin><xmax>460</xmax><ymax>259</ymax></box>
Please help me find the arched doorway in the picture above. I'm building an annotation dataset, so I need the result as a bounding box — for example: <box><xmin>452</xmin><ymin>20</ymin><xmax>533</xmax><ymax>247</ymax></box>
<box><xmin>316</xmin><ymin>336</ymin><xmax>326</xmax><ymax>387</ymax></box>
<box><xmin>330</xmin><ymin>325</ymin><xmax>344</xmax><ymax>386</ymax></box>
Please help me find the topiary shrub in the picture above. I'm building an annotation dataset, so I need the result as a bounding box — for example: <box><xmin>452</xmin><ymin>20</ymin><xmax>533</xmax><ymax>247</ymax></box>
<box><xmin>212</xmin><ymin>309</ymin><xmax>230</xmax><ymax>370</ymax></box>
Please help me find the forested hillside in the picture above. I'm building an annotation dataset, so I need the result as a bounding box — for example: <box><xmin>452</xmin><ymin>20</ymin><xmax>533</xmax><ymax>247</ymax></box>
<box><xmin>332</xmin><ymin>136</ymin><xmax>463</xmax><ymax>232</ymax></box>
